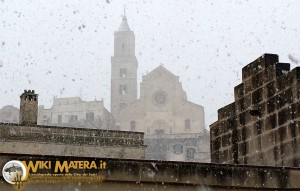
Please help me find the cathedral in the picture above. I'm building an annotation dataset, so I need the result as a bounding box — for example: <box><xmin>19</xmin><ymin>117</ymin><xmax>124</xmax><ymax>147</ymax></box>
<box><xmin>110</xmin><ymin>15</ymin><xmax>210</xmax><ymax>162</ymax></box>
<box><xmin>12</xmin><ymin>14</ymin><xmax>210</xmax><ymax>162</ymax></box>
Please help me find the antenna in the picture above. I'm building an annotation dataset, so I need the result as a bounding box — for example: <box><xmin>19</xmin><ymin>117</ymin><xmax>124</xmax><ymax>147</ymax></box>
<box><xmin>123</xmin><ymin>5</ymin><xmax>126</xmax><ymax>17</ymax></box>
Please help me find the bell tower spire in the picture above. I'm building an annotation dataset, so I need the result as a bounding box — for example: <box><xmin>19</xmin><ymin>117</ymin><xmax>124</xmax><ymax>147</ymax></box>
<box><xmin>118</xmin><ymin>6</ymin><xmax>130</xmax><ymax>32</ymax></box>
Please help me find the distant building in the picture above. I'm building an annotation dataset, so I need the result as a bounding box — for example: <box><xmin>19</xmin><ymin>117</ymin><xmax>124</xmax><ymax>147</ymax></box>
<box><xmin>111</xmin><ymin>15</ymin><xmax>210</xmax><ymax>162</ymax></box>
<box><xmin>210</xmin><ymin>54</ymin><xmax>300</xmax><ymax>167</ymax></box>
<box><xmin>38</xmin><ymin>97</ymin><xmax>115</xmax><ymax>130</ymax></box>
<box><xmin>0</xmin><ymin>90</ymin><xmax>145</xmax><ymax>159</ymax></box>
<box><xmin>0</xmin><ymin>105</ymin><xmax>19</xmax><ymax>124</ymax></box>
<box><xmin>0</xmin><ymin>15</ymin><xmax>210</xmax><ymax>163</ymax></box>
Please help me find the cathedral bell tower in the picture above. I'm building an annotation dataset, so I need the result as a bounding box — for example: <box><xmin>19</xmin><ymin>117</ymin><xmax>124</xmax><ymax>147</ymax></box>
<box><xmin>111</xmin><ymin>13</ymin><xmax>138</xmax><ymax>124</ymax></box>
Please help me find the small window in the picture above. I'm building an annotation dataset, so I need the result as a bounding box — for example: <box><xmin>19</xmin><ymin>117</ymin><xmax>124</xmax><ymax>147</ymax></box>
<box><xmin>120</xmin><ymin>68</ymin><xmax>127</xmax><ymax>77</ymax></box>
<box><xmin>173</xmin><ymin>144</ymin><xmax>183</xmax><ymax>154</ymax></box>
<box><xmin>57</xmin><ymin>115</ymin><xmax>62</xmax><ymax>124</ymax></box>
<box><xmin>185</xmin><ymin>119</ymin><xmax>191</xmax><ymax>130</ymax></box>
<box><xmin>86</xmin><ymin>112</ymin><xmax>94</xmax><ymax>121</ymax></box>
<box><xmin>186</xmin><ymin>148</ymin><xmax>196</xmax><ymax>159</ymax></box>
<box><xmin>70</xmin><ymin>115</ymin><xmax>78</xmax><ymax>123</ymax></box>
<box><xmin>130</xmin><ymin>121</ymin><xmax>136</xmax><ymax>131</ymax></box>
<box><xmin>119</xmin><ymin>84</ymin><xmax>128</xmax><ymax>95</ymax></box>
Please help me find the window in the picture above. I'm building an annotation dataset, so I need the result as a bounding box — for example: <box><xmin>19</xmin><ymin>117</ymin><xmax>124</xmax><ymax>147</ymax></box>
<box><xmin>185</xmin><ymin>119</ymin><xmax>191</xmax><ymax>130</ymax></box>
<box><xmin>130</xmin><ymin>120</ymin><xmax>136</xmax><ymax>131</ymax></box>
<box><xmin>86</xmin><ymin>112</ymin><xmax>94</xmax><ymax>121</ymax></box>
<box><xmin>186</xmin><ymin>148</ymin><xmax>196</xmax><ymax>159</ymax></box>
<box><xmin>173</xmin><ymin>144</ymin><xmax>183</xmax><ymax>154</ymax></box>
<box><xmin>119</xmin><ymin>84</ymin><xmax>128</xmax><ymax>95</ymax></box>
<box><xmin>57</xmin><ymin>115</ymin><xmax>62</xmax><ymax>124</ymax></box>
<box><xmin>70</xmin><ymin>115</ymin><xmax>78</xmax><ymax>123</ymax></box>
<box><xmin>120</xmin><ymin>68</ymin><xmax>127</xmax><ymax>77</ymax></box>
<box><xmin>147</xmin><ymin>127</ymin><xmax>150</xmax><ymax>133</ymax></box>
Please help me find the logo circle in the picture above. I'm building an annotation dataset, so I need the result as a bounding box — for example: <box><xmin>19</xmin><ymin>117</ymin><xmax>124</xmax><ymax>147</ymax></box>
<box><xmin>2</xmin><ymin>160</ymin><xmax>27</xmax><ymax>184</ymax></box>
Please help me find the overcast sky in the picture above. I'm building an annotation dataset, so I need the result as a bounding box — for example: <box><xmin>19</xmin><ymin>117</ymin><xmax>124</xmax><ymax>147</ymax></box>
<box><xmin>0</xmin><ymin>0</ymin><xmax>299</xmax><ymax>126</ymax></box>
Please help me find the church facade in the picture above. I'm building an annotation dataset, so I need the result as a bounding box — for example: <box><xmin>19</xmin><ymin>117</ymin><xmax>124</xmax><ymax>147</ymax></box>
<box><xmin>0</xmin><ymin>15</ymin><xmax>210</xmax><ymax>162</ymax></box>
<box><xmin>111</xmin><ymin>15</ymin><xmax>210</xmax><ymax>162</ymax></box>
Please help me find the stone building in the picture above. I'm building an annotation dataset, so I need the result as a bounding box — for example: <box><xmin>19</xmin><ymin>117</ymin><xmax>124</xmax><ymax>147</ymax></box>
<box><xmin>0</xmin><ymin>105</ymin><xmax>19</xmax><ymax>123</ymax></box>
<box><xmin>111</xmin><ymin>15</ymin><xmax>210</xmax><ymax>162</ymax></box>
<box><xmin>210</xmin><ymin>54</ymin><xmax>300</xmax><ymax>167</ymax></box>
<box><xmin>0</xmin><ymin>90</ymin><xmax>145</xmax><ymax>159</ymax></box>
<box><xmin>38</xmin><ymin>97</ymin><xmax>115</xmax><ymax>130</ymax></box>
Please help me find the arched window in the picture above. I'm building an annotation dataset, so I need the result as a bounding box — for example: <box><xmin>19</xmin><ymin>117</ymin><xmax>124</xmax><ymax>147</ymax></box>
<box><xmin>130</xmin><ymin>120</ymin><xmax>136</xmax><ymax>131</ymax></box>
<box><xmin>185</xmin><ymin>119</ymin><xmax>191</xmax><ymax>130</ymax></box>
<box><xmin>120</xmin><ymin>68</ymin><xmax>127</xmax><ymax>77</ymax></box>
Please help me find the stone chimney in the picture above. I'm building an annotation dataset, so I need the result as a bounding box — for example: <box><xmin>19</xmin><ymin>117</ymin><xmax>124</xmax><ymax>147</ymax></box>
<box><xmin>20</xmin><ymin>90</ymin><xmax>38</xmax><ymax>125</ymax></box>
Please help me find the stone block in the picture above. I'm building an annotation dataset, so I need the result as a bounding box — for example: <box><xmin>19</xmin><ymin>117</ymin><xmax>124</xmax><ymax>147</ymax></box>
<box><xmin>234</xmin><ymin>83</ymin><xmax>244</xmax><ymax>100</ymax></box>
<box><xmin>246</xmin><ymin>138</ymin><xmax>258</xmax><ymax>155</ymax></box>
<box><xmin>252</xmin><ymin>88</ymin><xmax>263</xmax><ymax>105</ymax></box>
<box><xmin>262</xmin><ymin>131</ymin><xmax>275</xmax><ymax>150</ymax></box>
<box><xmin>265</xmin><ymin>81</ymin><xmax>276</xmax><ymax>98</ymax></box>
<box><xmin>277</xmin><ymin>88</ymin><xmax>293</xmax><ymax>109</ymax></box>
<box><xmin>278</xmin><ymin>108</ymin><xmax>292</xmax><ymax>126</ymax></box>
<box><xmin>265</xmin><ymin>113</ymin><xmax>277</xmax><ymax>131</ymax></box>
<box><xmin>238</xmin><ymin>141</ymin><xmax>247</xmax><ymax>156</ymax></box>
<box><xmin>267</xmin><ymin>95</ymin><xmax>277</xmax><ymax>113</ymax></box>
<box><xmin>242</xmin><ymin>54</ymin><xmax>279</xmax><ymax>81</ymax></box>
<box><xmin>274</xmin><ymin>126</ymin><xmax>287</xmax><ymax>144</ymax></box>
<box><xmin>218</xmin><ymin>102</ymin><xmax>236</xmax><ymax>120</ymax></box>
<box><xmin>253</xmin><ymin>119</ymin><xmax>264</xmax><ymax>135</ymax></box>
<box><xmin>221</xmin><ymin>133</ymin><xmax>232</xmax><ymax>148</ymax></box>
<box><xmin>263</xmin><ymin>148</ymin><xmax>276</xmax><ymax>166</ymax></box>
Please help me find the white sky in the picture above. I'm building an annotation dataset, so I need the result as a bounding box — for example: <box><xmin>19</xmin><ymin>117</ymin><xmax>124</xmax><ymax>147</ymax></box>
<box><xmin>0</xmin><ymin>0</ymin><xmax>299</xmax><ymax>127</ymax></box>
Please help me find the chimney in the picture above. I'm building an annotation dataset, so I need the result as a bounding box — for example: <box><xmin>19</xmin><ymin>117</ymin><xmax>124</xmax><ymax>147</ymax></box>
<box><xmin>20</xmin><ymin>89</ymin><xmax>38</xmax><ymax>125</ymax></box>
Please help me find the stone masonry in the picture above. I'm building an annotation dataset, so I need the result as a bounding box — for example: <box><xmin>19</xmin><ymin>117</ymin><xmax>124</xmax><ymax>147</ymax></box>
<box><xmin>210</xmin><ymin>54</ymin><xmax>300</xmax><ymax>167</ymax></box>
<box><xmin>0</xmin><ymin>123</ymin><xmax>145</xmax><ymax>159</ymax></box>
<box><xmin>20</xmin><ymin>90</ymin><xmax>38</xmax><ymax>125</ymax></box>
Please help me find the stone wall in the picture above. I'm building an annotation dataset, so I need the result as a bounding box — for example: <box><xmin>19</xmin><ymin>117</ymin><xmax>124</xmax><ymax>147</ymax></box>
<box><xmin>0</xmin><ymin>123</ymin><xmax>145</xmax><ymax>159</ymax></box>
<box><xmin>210</xmin><ymin>54</ymin><xmax>300</xmax><ymax>167</ymax></box>
<box><xmin>1</xmin><ymin>153</ymin><xmax>300</xmax><ymax>190</ymax></box>
<box><xmin>145</xmin><ymin>132</ymin><xmax>210</xmax><ymax>162</ymax></box>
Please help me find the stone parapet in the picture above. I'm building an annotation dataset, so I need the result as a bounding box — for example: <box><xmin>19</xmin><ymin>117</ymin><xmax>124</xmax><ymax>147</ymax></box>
<box><xmin>210</xmin><ymin>54</ymin><xmax>300</xmax><ymax>167</ymax></box>
<box><xmin>0</xmin><ymin>153</ymin><xmax>300</xmax><ymax>190</ymax></box>
<box><xmin>0</xmin><ymin>123</ymin><xmax>145</xmax><ymax>159</ymax></box>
